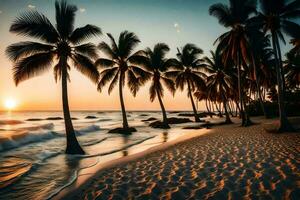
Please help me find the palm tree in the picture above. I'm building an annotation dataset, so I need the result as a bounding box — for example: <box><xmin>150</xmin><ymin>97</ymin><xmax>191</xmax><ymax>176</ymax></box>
<box><xmin>6</xmin><ymin>1</ymin><xmax>101</xmax><ymax>154</ymax></box>
<box><xmin>96</xmin><ymin>31</ymin><xmax>150</xmax><ymax>132</ymax></box>
<box><xmin>165</xmin><ymin>44</ymin><xmax>206</xmax><ymax>122</ymax></box>
<box><xmin>285</xmin><ymin>52</ymin><xmax>300</xmax><ymax>89</ymax></box>
<box><xmin>251</xmin><ymin>0</ymin><xmax>300</xmax><ymax>131</ymax></box>
<box><xmin>203</xmin><ymin>51</ymin><xmax>233</xmax><ymax>124</ymax></box>
<box><xmin>209</xmin><ymin>0</ymin><xmax>256</xmax><ymax>126</ymax></box>
<box><xmin>140</xmin><ymin>43</ymin><xmax>176</xmax><ymax>128</ymax></box>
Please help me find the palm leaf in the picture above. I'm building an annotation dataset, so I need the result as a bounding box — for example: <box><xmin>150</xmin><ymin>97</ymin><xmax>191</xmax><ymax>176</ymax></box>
<box><xmin>9</xmin><ymin>11</ymin><xmax>59</xmax><ymax>43</ymax></box>
<box><xmin>13</xmin><ymin>52</ymin><xmax>54</xmax><ymax>85</ymax></box>
<box><xmin>97</xmin><ymin>67</ymin><xmax>118</xmax><ymax>92</ymax></box>
<box><xmin>72</xmin><ymin>53</ymin><xmax>99</xmax><ymax>83</ymax></box>
<box><xmin>98</xmin><ymin>42</ymin><xmax>117</xmax><ymax>59</ymax></box>
<box><xmin>6</xmin><ymin>42</ymin><xmax>54</xmax><ymax>61</ymax></box>
<box><xmin>69</xmin><ymin>25</ymin><xmax>102</xmax><ymax>44</ymax></box>
<box><xmin>74</xmin><ymin>43</ymin><xmax>98</xmax><ymax>59</ymax></box>
<box><xmin>55</xmin><ymin>0</ymin><xmax>77</xmax><ymax>39</ymax></box>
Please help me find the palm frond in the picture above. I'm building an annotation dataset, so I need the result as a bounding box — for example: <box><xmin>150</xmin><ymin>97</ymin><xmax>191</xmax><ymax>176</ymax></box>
<box><xmin>161</xmin><ymin>76</ymin><xmax>176</xmax><ymax>95</ymax></box>
<box><xmin>6</xmin><ymin>41</ymin><xmax>54</xmax><ymax>61</ymax></box>
<box><xmin>69</xmin><ymin>25</ymin><xmax>102</xmax><ymax>44</ymax></box>
<box><xmin>55</xmin><ymin>0</ymin><xmax>77</xmax><ymax>39</ymax></box>
<box><xmin>118</xmin><ymin>31</ymin><xmax>140</xmax><ymax>59</ymax></box>
<box><xmin>209</xmin><ymin>3</ymin><xmax>233</xmax><ymax>27</ymax></box>
<box><xmin>74</xmin><ymin>43</ymin><xmax>98</xmax><ymax>59</ymax></box>
<box><xmin>98</xmin><ymin>42</ymin><xmax>117</xmax><ymax>59</ymax></box>
<box><xmin>164</xmin><ymin>58</ymin><xmax>183</xmax><ymax>70</ymax></box>
<box><xmin>72</xmin><ymin>53</ymin><xmax>99</xmax><ymax>83</ymax></box>
<box><xmin>10</xmin><ymin>11</ymin><xmax>59</xmax><ymax>43</ymax></box>
<box><xmin>108</xmin><ymin>70</ymin><xmax>120</xmax><ymax>94</ymax></box>
<box><xmin>149</xmin><ymin>82</ymin><xmax>157</xmax><ymax>102</ymax></box>
<box><xmin>95</xmin><ymin>58</ymin><xmax>117</xmax><ymax>69</ymax></box>
<box><xmin>130</xmin><ymin>66</ymin><xmax>152</xmax><ymax>83</ymax></box>
<box><xmin>13</xmin><ymin>52</ymin><xmax>54</xmax><ymax>85</ymax></box>
<box><xmin>127</xmin><ymin>69</ymin><xmax>141</xmax><ymax>96</ymax></box>
<box><xmin>97</xmin><ymin>67</ymin><xmax>119</xmax><ymax>92</ymax></box>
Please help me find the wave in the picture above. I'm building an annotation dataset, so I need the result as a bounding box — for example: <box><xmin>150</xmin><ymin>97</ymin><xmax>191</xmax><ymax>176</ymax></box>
<box><xmin>0</xmin><ymin>120</ymin><xmax>23</xmax><ymax>125</ymax></box>
<box><xmin>0</xmin><ymin>125</ymin><xmax>101</xmax><ymax>152</ymax></box>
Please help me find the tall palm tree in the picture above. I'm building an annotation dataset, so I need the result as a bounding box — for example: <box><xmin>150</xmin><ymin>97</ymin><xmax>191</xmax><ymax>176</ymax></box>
<box><xmin>209</xmin><ymin>0</ymin><xmax>256</xmax><ymax>126</ymax></box>
<box><xmin>285</xmin><ymin>52</ymin><xmax>300</xmax><ymax>89</ymax></box>
<box><xmin>140</xmin><ymin>43</ymin><xmax>176</xmax><ymax>128</ymax></box>
<box><xmin>6</xmin><ymin>1</ymin><xmax>101</xmax><ymax>154</ymax></box>
<box><xmin>165</xmin><ymin>44</ymin><xmax>206</xmax><ymax>122</ymax></box>
<box><xmin>96</xmin><ymin>31</ymin><xmax>150</xmax><ymax>131</ymax></box>
<box><xmin>203</xmin><ymin>51</ymin><xmax>233</xmax><ymax>124</ymax></box>
<box><xmin>250</xmin><ymin>0</ymin><xmax>300</xmax><ymax>131</ymax></box>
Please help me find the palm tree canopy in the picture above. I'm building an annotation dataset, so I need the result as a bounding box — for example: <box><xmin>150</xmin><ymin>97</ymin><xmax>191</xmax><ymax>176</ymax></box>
<box><xmin>250</xmin><ymin>0</ymin><xmax>300</xmax><ymax>44</ymax></box>
<box><xmin>137</xmin><ymin>43</ymin><xmax>176</xmax><ymax>102</ymax></box>
<box><xmin>6</xmin><ymin>0</ymin><xmax>102</xmax><ymax>86</ymax></box>
<box><xmin>209</xmin><ymin>0</ymin><xmax>257</xmax><ymax>28</ymax></box>
<box><xmin>164</xmin><ymin>43</ymin><xmax>206</xmax><ymax>93</ymax></box>
<box><xmin>96</xmin><ymin>31</ymin><xmax>151</xmax><ymax>96</ymax></box>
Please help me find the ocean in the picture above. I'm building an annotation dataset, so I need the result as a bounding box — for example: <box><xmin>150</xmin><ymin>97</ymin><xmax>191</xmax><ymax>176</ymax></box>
<box><xmin>0</xmin><ymin>111</ymin><xmax>212</xmax><ymax>199</ymax></box>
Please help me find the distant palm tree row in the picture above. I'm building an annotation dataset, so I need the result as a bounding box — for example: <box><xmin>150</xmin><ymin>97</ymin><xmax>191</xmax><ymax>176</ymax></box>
<box><xmin>6</xmin><ymin>0</ymin><xmax>300</xmax><ymax>154</ymax></box>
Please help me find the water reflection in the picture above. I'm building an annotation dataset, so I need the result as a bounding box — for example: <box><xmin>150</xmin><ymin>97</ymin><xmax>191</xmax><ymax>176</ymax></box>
<box><xmin>162</xmin><ymin>132</ymin><xmax>168</xmax><ymax>143</ymax></box>
<box><xmin>122</xmin><ymin>135</ymin><xmax>130</xmax><ymax>157</ymax></box>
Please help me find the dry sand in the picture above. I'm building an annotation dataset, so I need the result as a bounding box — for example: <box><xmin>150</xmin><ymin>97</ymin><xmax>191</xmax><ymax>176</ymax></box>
<box><xmin>63</xmin><ymin>121</ymin><xmax>300</xmax><ymax>200</ymax></box>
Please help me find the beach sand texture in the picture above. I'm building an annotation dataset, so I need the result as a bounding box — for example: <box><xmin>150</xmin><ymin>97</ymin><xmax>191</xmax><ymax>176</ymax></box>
<box><xmin>72</xmin><ymin>124</ymin><xmax>300</xmax><ymax>200</ymax></box>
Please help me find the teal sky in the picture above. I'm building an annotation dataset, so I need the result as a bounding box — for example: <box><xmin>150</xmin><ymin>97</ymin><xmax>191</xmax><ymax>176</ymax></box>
<box><xmin>0</xmin><ymin>0</ymin><xmax>296</xmax><ymax>111</ymax></box>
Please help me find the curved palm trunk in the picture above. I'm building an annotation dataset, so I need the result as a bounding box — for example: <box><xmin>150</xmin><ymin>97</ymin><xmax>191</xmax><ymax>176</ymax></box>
<box><xmin>187</xmin><ymin>80</ymin><xmax>200</xmax><ymax>122</ymax></box>
<box><xmin>119</xmin><ymin>71</ymin><xmax>129</xmax><ymax>129</ymax></box>
<box><xmin>271</xmin><ymin>33</ymin><xmax>293</xmax><ymax>132</ymax></box>
<box><xmin>205</xmin><ymin>99</ymin><xmax>213</xmax><ymax>118</ymax></box>
<box><xmin>156</xmin><ymin>89</ymin><xmax>170</xmax><ymax>128</ymax></box>
<box><xmin>61</xmin><ymin>61</ymin><xmax>85</xmax><ymax>155</ymax></box>
<box><xmin>251</xmin><ymin>53</ymin><xmax>267</xmax><ymax>118</ymax></box>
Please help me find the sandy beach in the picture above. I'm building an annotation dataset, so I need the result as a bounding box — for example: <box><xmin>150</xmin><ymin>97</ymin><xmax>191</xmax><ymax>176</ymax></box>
<box><xmin>60</xmin><ymin>119</ymin><xmax>300</xmax><ymax>200</ymax></box>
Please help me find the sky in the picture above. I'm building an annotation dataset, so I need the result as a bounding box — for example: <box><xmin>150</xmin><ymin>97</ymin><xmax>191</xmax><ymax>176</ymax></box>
<box><xmin>0</xmin><ymin>0</ymin><xmax>295</xmax><ymax>111</ymax></box>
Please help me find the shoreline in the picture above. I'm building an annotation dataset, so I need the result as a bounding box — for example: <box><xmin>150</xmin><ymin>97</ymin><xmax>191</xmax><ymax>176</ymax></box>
<box><xmin>53</xmin><ymin>126</ymin><xmax>211</xmax><ymax>200</ymax></box>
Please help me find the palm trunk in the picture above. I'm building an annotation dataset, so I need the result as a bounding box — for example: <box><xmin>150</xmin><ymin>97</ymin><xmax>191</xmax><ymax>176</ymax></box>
<box><xmin>119</xmin><ymin>71</ymin><xmax>129</xmax><ymax>129</ymax></box>
<box><xmin>237</xmin><ymin>54</ymin><xmax>246</xmax><ymax>125</ymax></box>
<box><xmin>187</xmin><ymin>80</ymin><xmax>200</xmax><ymax>122</ymax></box>
<box><xmin>222</xmin><ymin>96</ymin><xmax>232</xmax><ymax>124</ymax></box>
<box><xmin>251</xmin><ymin>53</ymin><xmax>267</xmax><ymax>118</ymax></box>
<box><xmin>272</xmin><ymin>32</ymin><xmax>293</xmax><ymax>132</ymax></box>
<box><xmin>156</xmin><ymin>89</ymin><xmax>170</xmax><ymax>128</ymax></box>
<box><xmin>61</xmin><ymin>60</ymin><xmax>84</xmax><ymax>155</ymax></box>
<box><xmin>205</xmin><ymin>99</ymin><xmax>213</xmax><ymax>118</ymax></box>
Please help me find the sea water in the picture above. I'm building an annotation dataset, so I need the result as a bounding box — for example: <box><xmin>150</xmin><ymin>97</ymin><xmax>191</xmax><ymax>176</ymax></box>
<box><xmin>0</xmin><ymin>111</ymin><xmax>212</xmax><ymax>199</ymax></box>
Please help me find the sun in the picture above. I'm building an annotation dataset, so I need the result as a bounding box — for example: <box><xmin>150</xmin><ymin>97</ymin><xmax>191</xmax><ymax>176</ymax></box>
<box><xmin>4</xmin><ymin>98</ymin><xmax>17</xmax><ymax>110</ymax></box>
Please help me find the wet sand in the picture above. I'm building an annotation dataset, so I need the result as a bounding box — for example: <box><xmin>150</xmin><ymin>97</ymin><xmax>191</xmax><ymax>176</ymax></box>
<box><xmin>63</xmin><ymin>120</ymin><xmax>300</xmax><ymax>199</ymax></box>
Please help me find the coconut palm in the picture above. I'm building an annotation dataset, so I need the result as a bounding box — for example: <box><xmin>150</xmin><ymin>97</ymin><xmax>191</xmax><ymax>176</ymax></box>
<box><xmin>203</xmin><ymin>51</ymin><xmax>233</xmax><ymax>124</ymax></box>
<box><xmin>209</xmin><ymin>0</ymin><xmax>256</xmax><ymax>126</ymax></box>
<box><xmin>139</xmin><ymin>43</ymin><xmax>176</xmax><ymax>128</ymax></box>
<box><xmin>250</xmin><ymin>0</ymin><xmax>300</xmax><ymax>131</ymax></box>
<box><xmin>96</xmin><ymin>31</ymin><xmax>150</xmax><ymax>131</ymax></box>
<box><xmin>165</xmin><ymin>44</ymin><xmax>206</xmax><ymax>122</ymax></box>
<box><xmin>6</xmin><ymin>0</ymin><xmax>101</xmax><ymax>154</ymax></box>
<box><xmin>285</xmin><ymin>52</ymin><xmax>300</xmax><ymax>89</ymax></box>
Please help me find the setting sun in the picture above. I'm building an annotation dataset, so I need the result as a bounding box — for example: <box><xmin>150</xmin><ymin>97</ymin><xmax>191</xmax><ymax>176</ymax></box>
<box><xmin>4</xmin><ymin>98</ymin><xmax>17</xmax><ymax>110</ymax></box>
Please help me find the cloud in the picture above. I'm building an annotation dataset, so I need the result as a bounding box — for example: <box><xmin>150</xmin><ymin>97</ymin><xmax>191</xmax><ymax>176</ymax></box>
<box><xmin>0</xmin><ymin>10</ymin><xmax>2</xmax><ymax>14</ymax></box>
<box><xmin>28</xmin><ymin>4</ymin><xmax>36</xmax><ymax>9</ymax></box>
<box><xmin>174</xmin><ymin>22</ymin><xmax>181</xmax><ymax>33</ymax></box>
<box><xmin>79</xmin><ymin>8</ymin><xmax>86</xmax><ymax>13</ymax></box>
